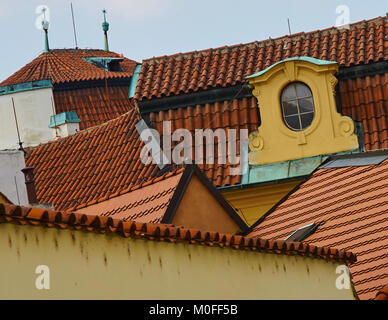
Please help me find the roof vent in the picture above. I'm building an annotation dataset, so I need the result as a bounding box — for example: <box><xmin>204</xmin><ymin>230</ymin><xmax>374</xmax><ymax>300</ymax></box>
<box><xmin>285</xmin><ymin>223</ymin><xmax>319</xmax><ymax>242</ymax></box>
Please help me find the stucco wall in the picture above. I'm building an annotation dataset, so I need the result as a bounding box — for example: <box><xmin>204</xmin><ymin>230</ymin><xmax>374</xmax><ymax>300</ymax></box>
<box><xmin>0</xmin><ymin>87</ymin><xmax>55</xmax><ymax>150</ymax></box>
<box><xmin>0</xmin><ymin>222</ymin><xmax>356</xmax><ymax>300</ymax></box>
<box><xmin>0</xmin><ymin>150</ymin><xmax>28</xmax><ymax>205</ymax></box>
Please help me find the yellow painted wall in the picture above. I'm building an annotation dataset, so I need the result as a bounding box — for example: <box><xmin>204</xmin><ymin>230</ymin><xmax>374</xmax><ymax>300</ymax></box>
<box><xmin>222</xmin><ymin>180</ymin><xmax>301</xmax><ymax>226</ymax></box>
<box><xmin>0</xmin><ymin>222</ymin><xmax>355</xmax><ymax>300</ymax></box>
<box><xmin>173</xmin><ymin>175</ymin><xmax>242</xmax><ymax>234</ymax></box>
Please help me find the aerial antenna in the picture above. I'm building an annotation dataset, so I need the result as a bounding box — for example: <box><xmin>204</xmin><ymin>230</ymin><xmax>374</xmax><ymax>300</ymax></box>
<box><xmin>11</xmin><ymin>98</ymin><xmax>25</xmax><ymax>153</ymax></box>
<box><xmin>287</xmin><ymin>18</ymin><xmax>292</xmax><ymax>35</ymax></box>
<box><xmin>70</xmin><ymin>2</ymin><xmax>79</xmax><ymax>49</ymax></box>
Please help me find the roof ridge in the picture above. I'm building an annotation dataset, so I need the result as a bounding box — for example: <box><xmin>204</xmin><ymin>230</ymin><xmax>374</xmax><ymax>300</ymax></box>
<box><xmin>0</xmin><ymin>202</ymin><xmax>357</xmax><ymax>264</ymax></box>
<box><xmin>142</xmin><ymin>15</ymin><xmax>387</xmax><ymax>63</ymax></box>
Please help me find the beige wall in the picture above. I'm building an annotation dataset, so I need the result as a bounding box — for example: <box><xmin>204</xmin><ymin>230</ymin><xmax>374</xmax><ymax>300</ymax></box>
<box><xmin>0</xmin><ymin>88</ymin><xmax>55</xmax><ymax>150</ymax></box>
<box><xmin>173</xmin><ymin>175</ymin><xmax>241</xmax><ymax>234</ymax></box>
<box><xmin>0</xmin><ymin>222</ymin><xmax>355</xmax><ymax>300</ymax></box>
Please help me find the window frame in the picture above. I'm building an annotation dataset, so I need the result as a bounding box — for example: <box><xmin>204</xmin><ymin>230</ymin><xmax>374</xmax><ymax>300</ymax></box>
<box><xmin>281</xmin><ymin>82</ymin><xmax>315</xmax><ymax>131</ymax></box>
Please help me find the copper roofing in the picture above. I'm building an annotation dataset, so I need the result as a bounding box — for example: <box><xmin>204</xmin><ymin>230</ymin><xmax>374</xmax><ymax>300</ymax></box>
<box><xmin>248</xmin><ymin>150</ymin><xmax>388</xmax><ymax>300</ymax></box>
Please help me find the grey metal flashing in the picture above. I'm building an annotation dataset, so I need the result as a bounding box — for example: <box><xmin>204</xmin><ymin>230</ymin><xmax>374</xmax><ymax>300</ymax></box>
<box><xmin>320</xmin><ymin>150</ymin><xmax>388</xmax><ymax>168</ymax></box>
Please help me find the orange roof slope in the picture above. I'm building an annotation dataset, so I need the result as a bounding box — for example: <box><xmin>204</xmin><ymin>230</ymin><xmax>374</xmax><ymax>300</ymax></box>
<box><xmin>339</xmin><ymin>73</ymin><xmax>388</xmax><ymax>151</ymax></box>
<box><xmin>375</xmin><ymin>284</ymin><xmax>388</xmax><ymax>300</ymax></box>
<box><xmin>75</xmin><ymin>170</ymin><xmax>184</xmax><ymax>223</ymax></box>
<box><xmin>0</xmin><ymin>202</ymin><xmax>356</xmax><ymax>263</ymax></box>
<box><xmin>248</xmin><ymin>151</ymin><xmax>388</xmax><ymax>300</ymax></box>
<box><xmin>0</xmin><ymin>49</ymin><xmax>137</xmax><ymax>86</ymax></box>
<box><xmin>25</xmin><ymin>109</ymin><xmax>158</xmax><ymax>211</ymax></box>
<box><xmin>149</xmin><ymin>96</ymin><xmax>259</xmax><ymax>187</ymax></box>
<box><xmin>54</xmin><ymin>85</ymin><xmax>134</xmax><ymax>130</ymax></box>
<box><xmin>135</xmin><ymin>16</ymin><xmax>387</xmax><ymax>101</ymax></box>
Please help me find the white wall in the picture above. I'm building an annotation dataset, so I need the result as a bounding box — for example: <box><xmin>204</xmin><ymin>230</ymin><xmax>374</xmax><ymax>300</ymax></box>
<box><xmin>0</xmin><ymin>150</ymin><xmax>28</xmax><ymax>205</ymax></box>
<box><xmin>0</xmin><ymin>87</ymin><xmax>55</xmax><ymax>150</ymax></box>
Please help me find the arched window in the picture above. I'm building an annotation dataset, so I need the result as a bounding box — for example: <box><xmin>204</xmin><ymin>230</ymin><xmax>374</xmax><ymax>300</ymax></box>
<box><xmin>281</xmin><ymin>82</ymin><xmax>315</xmax><ymax>131</ymax></box>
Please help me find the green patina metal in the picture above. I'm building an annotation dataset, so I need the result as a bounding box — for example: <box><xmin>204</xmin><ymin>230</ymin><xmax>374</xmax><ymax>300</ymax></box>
<box><xmin>222</xmin><ymin>149</ymin><xmax>361</xmax><ymax>191</ymax></box>
<box><xmin>49</xmin><ymin>111</ymin><xmax>81</xmax><ymax>128</ymax></box>
<box><xmin>102</xmin><ymin>9</ymin><xmax>110</xmax><ymax>51</ymax></box>
<box><xmin>82</xmin><ymin>57</ymin><xmax>123</xmax><ymax>72</ymax></box>
<box><xmin>129</xmin><ymin>64</ymin><xmax>142</xmax><ymax>98</ymax></box>
<box><xmin>246</xmin><ymin>57</ymin><xmax>338</xmax><ymax>79</ymax></box>
<box><xmin>0</xmin><ymin>80</ymin><xmax>52</xmax><ymax>96</ymax></box>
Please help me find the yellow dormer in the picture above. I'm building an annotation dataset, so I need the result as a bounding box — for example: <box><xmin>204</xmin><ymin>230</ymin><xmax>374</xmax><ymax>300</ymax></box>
<box><xmin>247</xmin><ymin>57</ymin><xmax>359</xmax><ymax>165</ymax></box>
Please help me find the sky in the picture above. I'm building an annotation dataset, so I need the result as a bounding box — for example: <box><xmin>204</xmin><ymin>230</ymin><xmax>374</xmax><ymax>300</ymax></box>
<box><xmin>0</xmin><ymin>0</ymin><xmax>386</xmax><ymax>81</ymax></box>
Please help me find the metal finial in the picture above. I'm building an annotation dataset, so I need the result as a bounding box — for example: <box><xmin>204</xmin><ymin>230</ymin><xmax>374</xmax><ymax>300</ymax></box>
<box><xmin>102</xmin><ymin>9</ymin><xmax>110</xmax><ymax>51</ymax></box>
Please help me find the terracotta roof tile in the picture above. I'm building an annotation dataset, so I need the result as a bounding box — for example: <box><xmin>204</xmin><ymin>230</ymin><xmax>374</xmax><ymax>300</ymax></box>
<box><xmin>0</xmin><ymin>49</ymin><xmax>137</xmax><ymax>86</ymax></box>
<box><xmin>0</xmin><ymin>202</ymin><xmax>356</xmax><ymax>263</ymax></box>
<box><xmin>53</xmin><ymin>85</ymin><xmax>134</xmax><ymax>130</ymax></box>
<box><xmin>73</xmin><ymin>169</ymin><xmax>184</xmax><ymax>223</ymax></box>
<box><xmin>375</xmin><ymin>283</ymin><xmax>388</xmax><ymax>300</ymax></box>
<box><xmin>340</xmin><ymin>73</ymin><xmax>388</xmax><ymax>151</ymax></box>
<box><xmin>135</xmin><ymin>16</ymin><xmax>388</xmax><ymax>101</ymax></box>
<box><xmin>25</xmin><ymin>108</ymin><xmax>159</xmax><ymax>211</ymax></box>
<box><xmin>248</xmin><ymin>152</ymin><xmax>388</xmax><ymax>300</ymax></box>
<box><xmin>149</xmin><ymin>96</ymin><xmax>259</xmax><ymax>187</ymax></box>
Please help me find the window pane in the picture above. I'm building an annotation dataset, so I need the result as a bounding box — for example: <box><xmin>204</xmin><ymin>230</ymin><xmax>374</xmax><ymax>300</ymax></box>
<box><xmin>300</xmin><ymin>113</ymin><xmax>314</xmax><ymax>129</ymax></box>
<box><xmin>296</xmin><ymin>83</ymin><xmax>312</xmax><ymax>98</ymax></box>
<box><xmin>284</xmin><ymin>115</ymin><xmax>301</xmax><ymax>130</ymax></box>
<box><xmin>282</xmin><ymin>100</ymin><xmax>298</xmax><ymax>116</ymax></box>
<box><xmin>299</xmin><ymin>98</ymin><xmax>314</xmax><ymax>113</ymax></box>
<box><xmin>282</xmin><ymin>85</ymin><xmax>297</xmax><ymax>101</ymax></box>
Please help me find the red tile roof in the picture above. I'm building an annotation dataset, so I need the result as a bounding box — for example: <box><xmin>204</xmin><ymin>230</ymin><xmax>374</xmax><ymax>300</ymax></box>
<box><xmin>54</xmin><ymin>85</ymin><xmax>134</xmax><ymax>130</ymax></box>
<box><xmin>375</xmin><ymin>284</ymin><xmax>388</xmax><ymax>300</ymax></box>
<box><xmin>74</xmin><ymin>169</ymin><xmax>184</xmax><ymax>223</ymax></box>
<box><xmin>0</xmin><ymin>202</ymin><xmax>357</xmax><ymax>263</ymax></box>
<box><xmin>339</xmin><ymin>73</ymin><xmax>388</xmax><ymax>151</ymax></box>
<box><xmin>0</xmin><ymin>49</ymin><xmax>137</xmax><ymax>86</ymax></box>
<box><xmin>248</xmin><ymin>152</ymin><xmax>388</xmax><ymax>300</ymax></box>
<box><xmin>149</xmin><ymin>96</ymin><xmax>259</xmax><ymax>187</ymax></box>
<box><xmin>135</xmin><ymin>16</ymin><xmax>387</xmax><ymax>101</ymax></box>
<box><xmin>25</xmin><ymin>108</ymin><xmax>159</xmax><ymax>211</ymax></box>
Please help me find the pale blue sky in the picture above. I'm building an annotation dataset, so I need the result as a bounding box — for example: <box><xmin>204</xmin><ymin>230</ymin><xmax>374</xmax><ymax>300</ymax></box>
<box><xmin>0</xmin><ymin>0</ymin><xmax>386</xmax><ymax>81</ymax></box>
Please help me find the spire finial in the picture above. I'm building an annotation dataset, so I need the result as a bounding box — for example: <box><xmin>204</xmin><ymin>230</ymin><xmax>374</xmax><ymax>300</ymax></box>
<box><xmin>42</xmin><ymin>7</ymin><xmax>50</xmax><ymax>52</ymax></box>
<box><xmin>102</xmin><ymin>9</ymin><xmax>110</xmax><ymax>51</ymax></box>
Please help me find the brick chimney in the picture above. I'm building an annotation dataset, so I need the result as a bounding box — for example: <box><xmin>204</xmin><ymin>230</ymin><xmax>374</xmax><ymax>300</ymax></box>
<box><xmin>21</xmin><ymin>167</ymin><xmax>38</xmax><ymax>204</ymax></box>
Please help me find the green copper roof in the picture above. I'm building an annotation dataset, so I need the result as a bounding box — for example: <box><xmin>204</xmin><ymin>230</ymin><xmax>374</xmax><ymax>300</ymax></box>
<box><xmin>49</xmin><ymin>111</ymin><xmax>81</xmax><ymax>128</ymax></box>
<box><xmin>0</xmin><ymin>79</ymin><xmax>52</xmax><ymax>96</ymax></box>
<box><xmin>246</xmin><ymin>56</ymin><xmax>338</xmax><ymax>79</ymax></box>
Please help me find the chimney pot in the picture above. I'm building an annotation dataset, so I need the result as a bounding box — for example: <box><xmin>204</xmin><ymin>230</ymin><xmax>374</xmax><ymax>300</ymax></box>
<box><xmin>21</xmin><ymin>167</ymin><xmax>38</xmax><ymax>204</ymax></box>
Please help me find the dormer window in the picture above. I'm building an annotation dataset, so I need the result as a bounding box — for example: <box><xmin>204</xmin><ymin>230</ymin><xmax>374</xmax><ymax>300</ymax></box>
<box><xmin>281</xmin><ymin>82</ymin><xmax>315</xmax><ymax>131</ymax></box>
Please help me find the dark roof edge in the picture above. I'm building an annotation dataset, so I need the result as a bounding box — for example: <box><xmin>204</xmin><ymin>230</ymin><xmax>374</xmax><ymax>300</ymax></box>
<box><xmin>320</xmin><ymin>149</ymin><xmax>388</xmax><ymax>163</ymax></box>
<box><xmin>53</xmin><ymin>77</ymin><xmax>131</xmax><ymax>91</ymax></box>
<box><xmin>138</xmin><ymin>84</ymin><xmax>253</xmax><ymax>113</ymax></box>
<box><xmin>337</xmin><ymin>60</ymin><xmax>388</xmax><ymax>80</ymax></box>
<box><xmin>162</xmin><ymin>164</ymin><xmax>250</xmax><ymax>233</ymax></box>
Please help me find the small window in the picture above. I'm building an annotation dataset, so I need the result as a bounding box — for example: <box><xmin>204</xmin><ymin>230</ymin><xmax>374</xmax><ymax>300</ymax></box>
<box><xmin>281</xmin><ymin>82</ymin><xmax>315</xmax><ymax>131</ymax></box>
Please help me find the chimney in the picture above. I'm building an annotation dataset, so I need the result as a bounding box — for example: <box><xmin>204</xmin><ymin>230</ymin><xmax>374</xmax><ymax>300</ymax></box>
<box><xmin>21</xmin><ymin>167</ymin><xmax>38</xmax><ymax>204</ymax></box>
